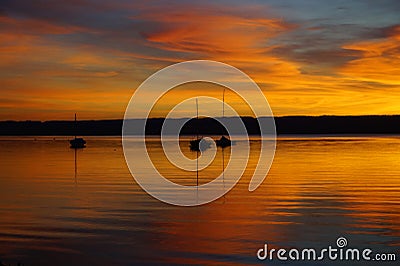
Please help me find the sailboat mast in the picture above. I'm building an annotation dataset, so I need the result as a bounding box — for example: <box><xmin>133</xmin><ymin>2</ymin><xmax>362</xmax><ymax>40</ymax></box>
<box><xmin>222</xmin><ymin>88</ymin><xmax>225</xmax><ymax>118</ymax></box>
<box><xmin>196</xmin><ymin>98</ymin><xmax>199</xmax><ymax>140</ymax></box>
<box><xmin>196</xmin><ymin>98</ymin><xmax>199</xmax><ymax>186</ymax></box>
<box><xmin>74</xmin><ymin>113</ymin><xmax>77</xmax><ymax>139</ymax></box>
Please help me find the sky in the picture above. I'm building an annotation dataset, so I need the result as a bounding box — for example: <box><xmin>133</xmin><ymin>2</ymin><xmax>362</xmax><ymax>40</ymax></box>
<box><xmin>0</xmin><ymin>0</ymin><xmax>399</xmax><ymax>120</ymax></box>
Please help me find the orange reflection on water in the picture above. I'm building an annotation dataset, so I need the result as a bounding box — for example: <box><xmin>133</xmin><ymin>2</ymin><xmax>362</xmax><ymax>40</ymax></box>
<box><xmin>0</xmin><ymin>136</ymin><xmax>399</xmax><ymax>265</ymax></box>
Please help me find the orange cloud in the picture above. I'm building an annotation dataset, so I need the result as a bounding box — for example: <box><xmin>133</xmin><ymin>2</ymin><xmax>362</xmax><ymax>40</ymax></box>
<box><xmin>136</xmin><ymin>7</ymin><xmax>307</xmax><ymax>96</ymax></box>
<box><xmin>340</xmin><ymin>25</ymin><xmax>400</xmax><ymax>85</ymax></box>
<box><xmin>142</xmin><ymin>15</ymin><xmax>290</xmax><ymax>54</ymax></box>
<box><xmin>138</xmin><ymin>9</ymin><xmax>295</xmax><ymax>66</ymax></box>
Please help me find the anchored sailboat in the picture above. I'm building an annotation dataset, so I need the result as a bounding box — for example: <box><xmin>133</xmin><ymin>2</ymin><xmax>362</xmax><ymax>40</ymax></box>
<box><xmin>216</xmin><ymin>89</ymin><xmax>231</xmax><ymax>148</ymax></box>
<box><xmin>70</xmin><ymin>113</ymin><xmax>86</xmax><ymax>149</ymax></box>
<box><xmin>189</xmin><ymin>98</ymin><xmax>203</xmax><ymax>151</ymax></box>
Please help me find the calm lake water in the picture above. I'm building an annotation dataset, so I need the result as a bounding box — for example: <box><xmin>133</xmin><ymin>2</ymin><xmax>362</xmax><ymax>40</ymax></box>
<box><xmin>0</xmin><ymin>136</ymin><xmax>399</xmax><ymax>265</ymax></box>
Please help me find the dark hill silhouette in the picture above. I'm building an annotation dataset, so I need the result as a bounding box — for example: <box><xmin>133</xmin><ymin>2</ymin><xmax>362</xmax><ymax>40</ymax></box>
<box><xmin>0</xmin><ymin>115</ymin><xmax>400</xmax><ymax>135</ymax></box>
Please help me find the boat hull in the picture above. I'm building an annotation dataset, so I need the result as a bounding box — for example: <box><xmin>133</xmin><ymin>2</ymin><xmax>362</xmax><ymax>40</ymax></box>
<box><xmin>70</xmin><ymin>138</ymin><xmax>86</xmax><ymax>149</ymax></box>
<box><xmin>216</xmin><ymin>136</ymin><xmax>231</xmax><ymax>148</ymax></box>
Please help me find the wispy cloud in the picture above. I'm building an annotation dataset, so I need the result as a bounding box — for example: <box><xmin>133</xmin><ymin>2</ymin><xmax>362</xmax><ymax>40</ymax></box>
<box><xmin>340</xmin><ymin>25</ymin><xmax>400</xmax><ymax>85</ymax></box>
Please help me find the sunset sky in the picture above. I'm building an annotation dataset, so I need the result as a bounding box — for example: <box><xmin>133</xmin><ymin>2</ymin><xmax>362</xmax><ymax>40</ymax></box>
<box><xmin>1</xmin><ymin>0</ymin><xmax>399</xmax><ymax>120</ymax></box>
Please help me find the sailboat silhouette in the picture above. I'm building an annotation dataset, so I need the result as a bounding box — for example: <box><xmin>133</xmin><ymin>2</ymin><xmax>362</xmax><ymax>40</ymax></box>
<box><xmin>189</xmin><ymin>98</ymin><xmax>206</xmax><ymax>151</ymax></box>
<box><xmin>70</xmin><ymin>113</ymin><xmax>86</xmax><ymax>149</ymax></box>
<box><xmin>216</xmin><ymin>89</ymin><xmax>231</xmax><ymax>148</ymax></box>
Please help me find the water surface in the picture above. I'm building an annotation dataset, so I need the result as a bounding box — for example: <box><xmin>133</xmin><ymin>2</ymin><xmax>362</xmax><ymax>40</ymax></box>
<box><xmin>0</xmin><ymin>136</ymin><xmax>399</xmax><ymax>265</ymax></box>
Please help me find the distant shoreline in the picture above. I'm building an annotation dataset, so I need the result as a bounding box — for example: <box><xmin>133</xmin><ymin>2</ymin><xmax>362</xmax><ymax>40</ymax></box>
<box><xmin>1</xmin><ymin>115</ymin><xmax>400</xmax><ymax>135</ymax></box>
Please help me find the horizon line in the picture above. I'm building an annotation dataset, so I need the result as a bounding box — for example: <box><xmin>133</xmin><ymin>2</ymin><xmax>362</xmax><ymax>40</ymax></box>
<box><xmin>1</xmin><ymin>114</ymin><xmax>400</xmax><ymax>123</ymax></box>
